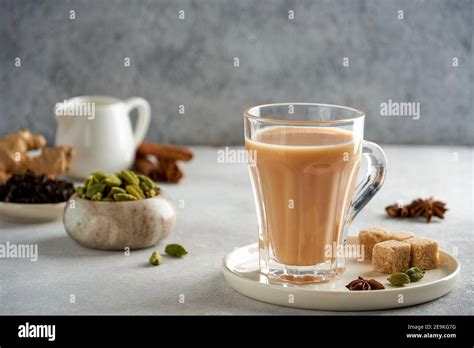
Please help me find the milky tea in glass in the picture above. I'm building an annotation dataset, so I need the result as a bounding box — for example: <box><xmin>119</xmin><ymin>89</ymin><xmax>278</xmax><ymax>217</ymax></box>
<box><xmin>244</xmin><ymin>104</ymin><xmax>386</xmax><ymax>283</ymax></box>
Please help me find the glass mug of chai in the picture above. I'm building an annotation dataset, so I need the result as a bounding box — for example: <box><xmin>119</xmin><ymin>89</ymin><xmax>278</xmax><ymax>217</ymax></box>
<box><xmin>244</xmin><ymin>103</ymin><xmax>387</xmax><ymax>283</ymax></box>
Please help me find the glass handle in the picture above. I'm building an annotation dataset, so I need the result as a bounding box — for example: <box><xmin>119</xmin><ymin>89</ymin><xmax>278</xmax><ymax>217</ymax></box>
<box><xmin>348</xmin><ymin>141</ymin><xmax>388</xmax><ymax>223</ymax></box>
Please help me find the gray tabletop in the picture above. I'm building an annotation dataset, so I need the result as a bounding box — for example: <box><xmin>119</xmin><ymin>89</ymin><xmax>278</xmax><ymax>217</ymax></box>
<box><xmin>1</xmin><ymin>146</ymin><xmax>473</xmax><ymax>315</ymax></box>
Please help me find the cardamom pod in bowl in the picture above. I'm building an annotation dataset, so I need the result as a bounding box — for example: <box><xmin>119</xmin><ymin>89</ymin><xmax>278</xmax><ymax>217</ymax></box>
<box><xmin>63</xmin><ymin>191</ymin><xmax>176</xmax><ymax>250</ymax></box>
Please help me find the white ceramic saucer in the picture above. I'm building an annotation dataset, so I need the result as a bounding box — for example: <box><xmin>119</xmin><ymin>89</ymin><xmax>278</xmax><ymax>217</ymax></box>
<box><xmin>222</xmin><ymin>236</ymin><xmax>460</xmax><ymax>311</ymax></box>
<box><xmin>0</xmin><ymin>201</ymin><xmax>66</xmax><ymax>222</ymax></box>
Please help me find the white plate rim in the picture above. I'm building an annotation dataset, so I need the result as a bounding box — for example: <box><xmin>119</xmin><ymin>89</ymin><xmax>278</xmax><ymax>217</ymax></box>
<box><xmin>0</xmin><ymin>201</ymin><xmax>66</xmax><ymax>221</ymax></box>
<box><xmin>0</xmin><ymin>201</ymin><xmax>67</xmax><ymax>208</ymax></box>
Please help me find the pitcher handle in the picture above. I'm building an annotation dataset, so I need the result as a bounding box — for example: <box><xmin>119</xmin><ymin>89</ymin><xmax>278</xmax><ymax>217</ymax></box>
<box><xmin>348</xmin><ymin>141</ymin><xmax>388</xmax><ymax>223</ymax></box>
<box><xmin>124</xmin><ymin>97</ymin><xmax>151</xmax><ymax>148</ymax></box>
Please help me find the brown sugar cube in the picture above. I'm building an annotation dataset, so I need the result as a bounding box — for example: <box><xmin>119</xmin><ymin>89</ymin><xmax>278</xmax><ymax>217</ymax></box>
<box><xmin>358</xmin><ymin>226</ymin><xmax>392</xmax><ymax>260</ymax></box>
<box><xmin>405</xmin><ymin>237</ymin><xmax>439</xmax><ymax>270</ymax></box>
<box><xmin>391</xmin><ymin>231</ymin><xmax>416</xmax><ymax>241</ymax></box>
<box><xmin>372</xmin><ymin>240</ymin><xmax>411</xmax><ymax>274</ymax></box>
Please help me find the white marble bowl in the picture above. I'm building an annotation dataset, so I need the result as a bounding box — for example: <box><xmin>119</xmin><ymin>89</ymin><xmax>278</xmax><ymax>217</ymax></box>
<box><xmin>63</xmin><ymin>191</ymin><xmax>176</xmax><ymax>250</ymax></box>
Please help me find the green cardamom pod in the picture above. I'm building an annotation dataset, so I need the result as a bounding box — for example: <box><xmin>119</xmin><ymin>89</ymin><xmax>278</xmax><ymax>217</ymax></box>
<box><xmin>104</xmin><ymin>174</ymin><xmax>122</xmax><ymax>187</ymax></box>
<box><xmin>75</xmin><ymin>186</ymin><xmax>85</xmax><ymax>198</ymax></box>
<box><xmin>110</xmin><ymin>187</ymin><xmax>126</xmax><ymax>195</ymax></box>
<box><xmin>106</xmin><ymin>187</ymin><xmax>120</xmax><ymax>198</ymax></box>
<box><xmin>92</xmin><ymin>171</ymin><xmax>108</xmax><ymax>181</ymax></box>
<box><xmin>125</xmin><ymin>185</ymin><xmax>145</xmax><ymax>199</ymax></box>
<box><xmin>85</xmin><ymin>182</ymin><xmax>106</xmax><ymax>199</ymax></box>
<box><xmin>138</xmin><ymin>174</ymin><xmax>156</xmax><ymax>189</ymax></box>
<box><xmin>139</xmin><ymin>180</ymin><xmax>152</xmax><ymax>193</ymax></box>
<box><xmin>165</xmin><ymin>244</ymin><xmax>188</xmax><ymax>257</ymax></box>
<box><xmin>81</xmin><ymin>171</ymin><xmax>158</xmax><ymax>202</ymax></box>
<box><xmin>149</xmin><ymin>251</ymin><xmax>163</xmax><ymax>266</ymax></box>
<box><xmin>113</xmin><ymin>193</ymin><xmax>138</xmax><ymax>201</ymax></box>
<box><xmin>146</xmin><ymin>189</ymin><xmax>156</xmax><ymax>198</ymax></box>
<box><xmin>120</xmin><ymin>170</ymin><xmax>140</xmax><ymax>186</ymax></box>
<box><xmin>405</xmin><ymin>267</ymin><xmax>424</xmax><ymax>282</ymax></box>
<box><xmin>90</xmin><ymin>192</ymin><xmax>103</xmax><ymax>201</ymax></box>
<box><xmin>387</xmin><ymin>272</ymin><xmax>410</xmax><ymax>286</ymax></box>
<box><xmin>84</xmin><ymin>175</ymin><xmax>94</xmax><ymax>189</ymax></box>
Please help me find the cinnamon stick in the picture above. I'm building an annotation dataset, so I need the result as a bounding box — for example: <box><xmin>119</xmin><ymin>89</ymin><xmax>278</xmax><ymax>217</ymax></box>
<box><xmin>134</xmin><ymin>156</ymin><xmax>161</xmax><ymax>180</ymax></box>
<box><xmin>158</xmin><ymin>157</ymin><xmax>183</xmax><ymax>183</ymax></box>
<box><xmin>137</xmin><ymin>142</ymin><xmax>193</xmax><ymax>162</ymax></box>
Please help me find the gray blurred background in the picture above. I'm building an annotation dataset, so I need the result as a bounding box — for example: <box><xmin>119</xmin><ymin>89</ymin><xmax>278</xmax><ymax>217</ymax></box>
<box><xmin>0</xmin><ymin>0</ymin><xmax>472</xmax><ymax>145</ymax></box>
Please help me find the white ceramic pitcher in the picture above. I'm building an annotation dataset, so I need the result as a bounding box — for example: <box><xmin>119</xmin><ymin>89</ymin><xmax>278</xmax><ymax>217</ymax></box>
<box><xmin>54</xmin><ymin>95</ymin><xmax>151</xmax><ymax>179</ymax></box>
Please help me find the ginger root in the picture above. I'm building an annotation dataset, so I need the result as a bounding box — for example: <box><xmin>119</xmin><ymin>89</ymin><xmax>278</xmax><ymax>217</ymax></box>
<box><xmin>0</xmin><ymin>130</ymin><xmax>74</xmax><ymax>184</ymax></box>
<box><xmin>0</xmin><ymin>130</ymin><xmax>46</xmax><ymax>173</ymax></box>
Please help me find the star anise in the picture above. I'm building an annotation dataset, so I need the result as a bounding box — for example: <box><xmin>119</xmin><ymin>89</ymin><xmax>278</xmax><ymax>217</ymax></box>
<box><xmin>407</xmin><ymin>197</ymin><xmax>447</xmax><ymax>223</ymax></box>
<box><xmin>385</xmin><ymin>203</ymin><xmax>411</xmax><ymax>218</ymax></box>
<box><xmin>385</xmin><ymin>197</ymin><xmax>447</xmax><ymax>223</ymax></box>
<box><xmin>345</xmin><ymin>276</ymin><xmax>385</xmax><ymax>291</ymax></box>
